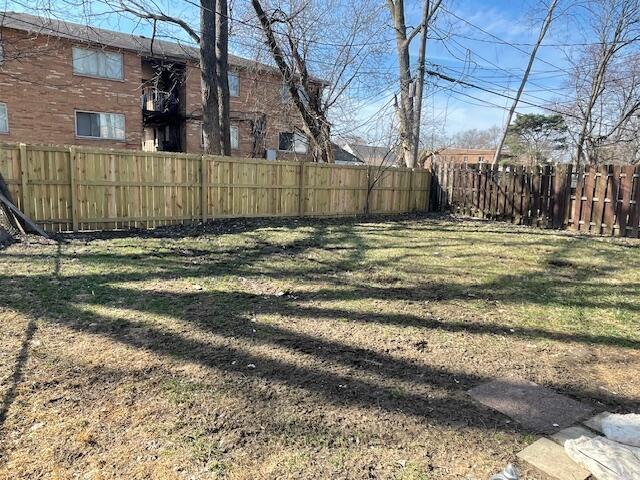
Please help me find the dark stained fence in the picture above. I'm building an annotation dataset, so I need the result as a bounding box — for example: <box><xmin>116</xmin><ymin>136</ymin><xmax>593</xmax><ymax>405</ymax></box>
<box><xmin>430</xmin><ymin>162</ymin><xmax>640</xmax><ymax>238</ymax></box>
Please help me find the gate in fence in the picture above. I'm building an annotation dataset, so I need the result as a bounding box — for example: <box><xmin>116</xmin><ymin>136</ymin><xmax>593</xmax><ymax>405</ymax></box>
<box><xmin>430</xmin><ymin>162</ymin><xmax>640</xmax><ymax>238</ymax></box>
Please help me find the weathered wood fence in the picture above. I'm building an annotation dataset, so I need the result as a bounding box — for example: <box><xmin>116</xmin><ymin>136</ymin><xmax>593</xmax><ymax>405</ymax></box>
<box><xmin>0</xmin><ymin>143</ymin><xmax>430</xmax><ymax>232</ymax></box>
<box><xmin>431</xmin><ymin>162</ymin><xmax>640</xmax><ymax>238</ymax></box>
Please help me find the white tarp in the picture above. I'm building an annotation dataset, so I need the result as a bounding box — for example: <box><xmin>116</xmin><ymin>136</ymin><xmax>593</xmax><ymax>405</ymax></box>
<box><xmin>565</xmin><ymin>436</ymin><xmax>640</xmax><ymax>480</ymax></box>
<box><xmin>603</xmin><ymin>414</ymin><xmax>640</xmax><ymax>448</ymax></box>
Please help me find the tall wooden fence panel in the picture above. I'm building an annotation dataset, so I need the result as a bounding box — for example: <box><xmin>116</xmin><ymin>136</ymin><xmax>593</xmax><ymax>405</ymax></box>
<box><xmin>0</xmin><ymin>143</ymin><xmax>431</xmax><ymax>232</ymax></box>
<box><xmin>431</xmin><ymin>162</ymin><xmax>640</xmax><ymax>238</ymax></box>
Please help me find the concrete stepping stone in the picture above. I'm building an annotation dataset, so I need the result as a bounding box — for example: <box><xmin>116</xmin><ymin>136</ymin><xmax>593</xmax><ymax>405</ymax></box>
<box><xmin>468</xmin><ymin>377</ymin><xmax>593</xmax><ymax>433</ymax></box>
<box><xmin>582</xmin><ymin>411</ymin><xmax>613</xmax><ymax>434</ymax></box>
<box><xmin>517</xmin><ymin>438</ymin><xmax>591</xmax><ymax>480</ymax></box>
<box><xmin>551</xmin><ymin>425</ymin><xmax>598</xmax><ymax>446</ymax></box>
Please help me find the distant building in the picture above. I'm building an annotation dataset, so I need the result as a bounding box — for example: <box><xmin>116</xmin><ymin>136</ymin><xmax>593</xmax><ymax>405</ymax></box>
<box><xmin>342</xmin><ymin>143</ymin><xmax>398</xmax><ymax>166</ymax></box>
<box><xmin>332</xmin><ymin>144</ymin><xmax>365</xmax><ymax>165</ymax></box>
<box><xmin>429</xmin><ymin>148</ymin><xmax>496</xmax><ymax>165</ymax></box>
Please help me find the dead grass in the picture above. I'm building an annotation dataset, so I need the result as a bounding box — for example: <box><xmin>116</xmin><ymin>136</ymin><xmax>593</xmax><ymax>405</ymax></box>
<box><xmin>1</xmin><ymin>215</ymin><xmax>639</xmax><ymax>479</ymax></box>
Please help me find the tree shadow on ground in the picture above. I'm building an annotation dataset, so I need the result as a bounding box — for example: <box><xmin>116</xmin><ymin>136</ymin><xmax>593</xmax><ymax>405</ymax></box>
<box><xmin>1</xmin><ymin>219</ymin><xmax>639</xmax><ymax>445</ymax></box>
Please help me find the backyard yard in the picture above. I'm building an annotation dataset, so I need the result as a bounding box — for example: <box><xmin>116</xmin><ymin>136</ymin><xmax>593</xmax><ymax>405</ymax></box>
<box><xmin>0</xmin><ymin>215</ymin><xmax>639</xmax><ymax>479</ymax></box>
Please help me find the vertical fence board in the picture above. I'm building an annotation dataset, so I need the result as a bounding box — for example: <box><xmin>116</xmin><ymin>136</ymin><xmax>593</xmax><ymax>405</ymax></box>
<box><xmin>602</xmin><ymin>165</ymin><xmax>618</xmax><ymax>236</ymax></box>
<box><xmin>629</xmin><ymin>166</ymin><xmax>640</xmax><ymax>237</ymax></box>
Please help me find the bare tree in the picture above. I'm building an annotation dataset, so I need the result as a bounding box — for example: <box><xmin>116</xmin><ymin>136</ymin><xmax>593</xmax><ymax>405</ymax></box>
<box><xmin>386</xmin><ymin>0</ymin><xmax>443</xmax><ymax>168</ymax></box>
<box><xmin>565</xmin><ymin>0</ymin><xmax>640</xmax><ymax>165</ymax></box>
<box><xmin>492</xmin><ymin>0</ymin><xmax>560</xmax><ymax>164</ymax></box>
<box><xmin>448</xmin><ymin>126</ymin><xmax>502</xmax><ymax>149</ymax></box>
<box><xmin>251</xmin><ymin>0</ymin><xmax>332</xmax><ymax>162</ymax></box>
<box><xmin>247</xmin><ymin>0</ymin><xmax>386</xmax><ymax>163</ymax></box>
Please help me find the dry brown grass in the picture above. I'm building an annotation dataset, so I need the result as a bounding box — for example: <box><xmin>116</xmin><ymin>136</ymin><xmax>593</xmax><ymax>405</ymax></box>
<box><xmin>1</xmin><ymin>216</ymin><xmax>639</xmax><ymax>479</ymax></box>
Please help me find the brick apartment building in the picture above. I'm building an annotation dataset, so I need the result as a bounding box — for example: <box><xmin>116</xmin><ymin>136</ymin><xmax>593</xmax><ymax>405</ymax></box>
<box><xmin>0</xmin><ymin>12</ymin><xmax>318</xmax><ymax>159</ymax></box>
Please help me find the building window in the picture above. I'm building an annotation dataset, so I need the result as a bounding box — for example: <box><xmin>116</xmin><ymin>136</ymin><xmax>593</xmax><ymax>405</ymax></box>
<box><xmin>0</xmin><ymin>103</ymin><xmax>8</xmax><ymax>133</ymax></box>
<box><xmin>230</xmin><ymin>125</ymin><xmax>239</xmax><ymax>149</ymax></box>
<box><xmin>228</xmin><ymin>72</ymin><xmax>239</xmax><ymax>97</ymax></box>
<box><xmin>280</xmin><ymin>83</ymin><xmax>309</xmax><ymax>105</ymax></box>
<box><xmin>72</xmin><ymin>47</ymin><xmax>123</xmax><ymax>80</ymax></box>
<box><xmin>478</xmin><ymin>156</ymin><xmax>484</xmax><ymax>162</ymax></box>
<box><xmin>279</xmin><ymin>132</ymin><xmax>307</xmax><ymax>153</ymax></box>
<box><xmin>280</xmin><ymin>84</ymin><xmax>290</xmax><ymax>102</ymax></box>
<box><xmin>76</xmin><ymin>111</ymin><xmax>125</xmax><ymax>140</ymax></box>
<box><xmin>201</xmin><ymin>124</ymin><xmax>239</xmax><ymax>150</ymax></box>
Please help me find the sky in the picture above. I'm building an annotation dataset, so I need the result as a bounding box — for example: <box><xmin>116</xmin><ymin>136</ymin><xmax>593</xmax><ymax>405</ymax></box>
<box><xmin>7</xmin><ymin>0</ymin><xmax>589</xmax><ymax>140</ymax></box>
<box><xmin>362</xmin><ymin>0</ymin><xmax>589</xmax><ymax>139</ymax></box>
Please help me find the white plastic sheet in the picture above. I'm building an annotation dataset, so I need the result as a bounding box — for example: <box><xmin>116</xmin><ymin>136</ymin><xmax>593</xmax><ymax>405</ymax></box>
<box><xmin>603</xmin><ymin>413</ymin><xmax>640</xmax><ymax>447</ymax></box>
<box><xmin>565</xmin><ymin>436</ymin><xmax>640</xmax><ymax>480</ymax></box>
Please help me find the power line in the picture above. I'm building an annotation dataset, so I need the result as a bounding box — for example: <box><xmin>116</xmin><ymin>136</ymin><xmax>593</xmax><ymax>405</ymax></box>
<box><xmin>427</xmin><ymin>68</ymin><xmax>640</xmax><ymax>136</ymax></box>
<box><xmin>441</xmin><ymin>6</ymin><xmax>578</xmax><ymax>76</ymax></box>
<box><xmin>447</xmin><ymin>30</ymin><xmax>640</xmax><ymax>48</ymax></box>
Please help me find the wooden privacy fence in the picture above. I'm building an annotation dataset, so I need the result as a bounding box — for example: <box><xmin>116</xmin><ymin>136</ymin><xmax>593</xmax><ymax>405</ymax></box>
<box><xmin>0</xmin><ymin>143</ymin><xmax>430</xmax><ymax>232</ymax></box>
<box><xmin>431</xmin><ymin>162</ymin><xmax>640</xmax><ymax>238</ymax></box>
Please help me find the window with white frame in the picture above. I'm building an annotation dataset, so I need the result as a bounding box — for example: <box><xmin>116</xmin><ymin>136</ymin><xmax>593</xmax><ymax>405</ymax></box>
<box><xmin>201</xmin><ymin>124</ymin><xmax>239</xmax><ymax>150</ymax></box>
<box><xmin>230</xmin><ymin>125</ymin><xmax>239</xmax><ymax>149</ymax></box>
<box><xmin>0</xmin><ymin>103</ymin><xmax>8</xmax><ymax>133</ymax></box>
<box><xmin>76</xmin><ymin>111</ymin><xmax>125</xmax><ymax>140</ymax></box>
<box><xmin>228</xmin><ymin>72</ymin><xmax>239</xmax><ymax>97</ymax></box>
<box><xmin>72</xmin><ymin>47</ymin><xmax>123</xmax><ymax>80</ymax></box>
<box><xmin>278</xmin><ymin>132</ymin><xmax>307</xmax><ymax>153</ymax></box>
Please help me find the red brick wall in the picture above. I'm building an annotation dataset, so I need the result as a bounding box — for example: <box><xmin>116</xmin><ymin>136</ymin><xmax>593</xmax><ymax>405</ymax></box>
<box><xmin>0</xmin><ymin>29</ymin><xmax>142</xmax><ymax>149</ymax></box>
<box><xmin>0</xmin><ymin>28</ymin><xmax>311</xmax><ymax>159</ymax></box>
<box><xmin>184</xmin><ymin>63</ymin><xmax>312</xmax><ymax>160</ymax></box>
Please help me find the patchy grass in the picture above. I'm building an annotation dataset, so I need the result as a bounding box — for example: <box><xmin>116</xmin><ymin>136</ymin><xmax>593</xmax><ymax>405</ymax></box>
<box><xmin>1</xmin><ymin>215</ymin><xmax>639</xmax><ymax>479</ymax></box>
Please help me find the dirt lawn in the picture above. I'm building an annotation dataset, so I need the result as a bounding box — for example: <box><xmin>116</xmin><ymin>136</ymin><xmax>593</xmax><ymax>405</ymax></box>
<box><xmin>1</xmin><ymin>215</ymin><xmax>639</xmax><ymax>479</ymax></box>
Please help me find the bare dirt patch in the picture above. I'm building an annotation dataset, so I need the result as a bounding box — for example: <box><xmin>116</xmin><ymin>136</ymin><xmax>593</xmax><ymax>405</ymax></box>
<box><xmin>1</xmin><ymin>215</ymin><xmax>639</xmax><ymax>479</ymax></box>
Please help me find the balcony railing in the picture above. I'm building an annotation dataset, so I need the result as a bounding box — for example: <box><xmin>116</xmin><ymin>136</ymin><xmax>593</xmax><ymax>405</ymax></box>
<box><xmin>142</xmin><ymin>87</ymin><xmax>179</xmax><ymax>114</ymax></box>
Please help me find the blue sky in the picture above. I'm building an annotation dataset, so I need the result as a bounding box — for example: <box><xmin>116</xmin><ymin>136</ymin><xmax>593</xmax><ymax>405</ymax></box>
<box><xmin>9</xmin><ymin>0</ymin><xmax>584</xmax><ymax>138</ymax></box>
<box><xmin>364</xmin><ymin>0</ymin><xmax>587</xmax><ymax>138</ymax></box>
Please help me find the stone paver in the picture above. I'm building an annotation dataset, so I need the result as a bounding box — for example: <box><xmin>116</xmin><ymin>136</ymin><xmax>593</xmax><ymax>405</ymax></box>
<box><xmin>468</xmin><ymin>377</ymin><xmax>593</xmax><ymax>433</ymax></box>
<box><xmin>551</xmin><ymin>425</ymin><xmax>598</xmax><ymax>446</ymax></box>
<box><xmin>582</xmin><ymin>411</ymin><xmax>613</xmax><ymax>434</ymax></box>
<box><xmin>517</xmin><ymin>438</ymin><xmax>591</xmax><ymax>480</ymax></box>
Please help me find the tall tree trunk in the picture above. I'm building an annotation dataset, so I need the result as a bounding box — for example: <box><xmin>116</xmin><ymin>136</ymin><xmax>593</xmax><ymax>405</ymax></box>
<box><xmin>410</xmin><ymin>0</ymin><xmax>430</xmax><ymax>169</ymax></box>
<box><xmin>411</xmin><ymin>0</ymin><xmax>442</xmax><ymax>168</ymax></box>
<box><xmin>388</xmin><ymin>0</ymin><xmax>442</xmax><ymax>168</ymax></box>
<box><xmin>200</xmin><ymin>0</ymin><xmax>221</xmax><ymax>155</ymax></box>
<box><xmin>216</xmin><ymin>0</ymin><xmax>231</xmax><ymax>155</ymax></box>
<box><xmin>389</xmin><ymin>0</ymin><xmax>414</xmax><ymax>167</ymax></box>
<box><xmin>492</xmin><ymin>0</ymin><xmax>559</xmax><ymax>164</ymax></box>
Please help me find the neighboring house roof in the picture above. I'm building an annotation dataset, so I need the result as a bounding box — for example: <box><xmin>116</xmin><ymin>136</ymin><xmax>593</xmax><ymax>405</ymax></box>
<box><xmin>435</xmin><ymin>148</ymin><xmax>496</xmax><ymax>156</ymax></box>
<box><xmin>0</xmin><ymin>11</ymin><xmax>326</xmax><ymax>82</ymax></box>
<box><xmin>343</xmin><ymin>143</ymin><xmax>397</xmax><ymax>166</ymax></box>
<box><xmin>332</xmin><ymin>143</ymin><xmax>364</xmax><ymax>165</ymax></box>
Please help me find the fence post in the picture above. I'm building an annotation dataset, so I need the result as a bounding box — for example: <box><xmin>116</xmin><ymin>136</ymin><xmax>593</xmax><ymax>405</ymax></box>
<box><xmin>407</xmin><ymin>168</ymin><xmax>414</xmax><ymax>212</ymax></box>
<box><xmin>68</xmin><ymin>146</ymin><xmax>79</xmax><ymax>232</ymax></box>
<box><xmin>298</xmin><ymin>161</ymin><xmax>305</xmax><ymax>217</ymax></box>
<box><xmin>18</xmin><ymin>143</ymin><xmax>29</xmax><ymax>218</ymax></box>
<box><xmin>201</xmin><ymin>155</ymin><xmax>208</xmax><ymax>222</ymax></box>
<box><xmin>562</xmin><ymin>164</ymin><xmax>574</xmax><ymax>229</ymax></box>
